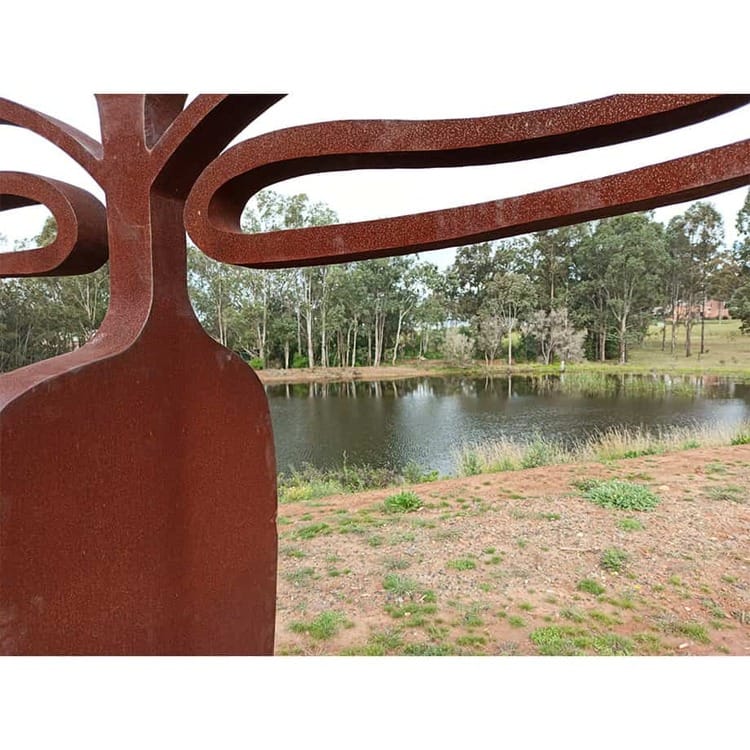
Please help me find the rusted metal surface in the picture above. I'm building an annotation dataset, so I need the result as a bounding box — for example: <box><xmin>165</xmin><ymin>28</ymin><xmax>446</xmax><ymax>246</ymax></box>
<box><xmin>1</xmin><ymin>93</ymin><xmax>749</xmax><ymax>654</ymax></box>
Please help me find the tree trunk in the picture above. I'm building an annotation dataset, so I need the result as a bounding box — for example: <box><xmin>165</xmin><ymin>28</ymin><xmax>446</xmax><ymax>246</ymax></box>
<box><xmin>296</xmin><ymin>307</ymin><xmax>302</xmax><ymax>355</ymax></box>
<box><xmin>351</xmin><ymin>317</ymin><xmax>359</xmax><ymax>367</ymax></box>
<box><xmin>619</xmin><ymin>317</ymin><xmax>627</xmax><ymax>364</ymax></box>
<box><xmin>507</xmin><ymin>322</ymin><xmax>513</xmax><ymax>365</ymax></box>
<box><xmin>306</xmin><ymin>309</ymin><xmax>315</xmax><ymax>368</ymax></box>
<box><xmin>392</xmin><ymin>309</ymin><xmax>404</xmax><ymax>365</ymax></box>
<box><xmin>320</xmin><ymin>311</ymin><xmax>328</xmax><ymax>368</ymax></box>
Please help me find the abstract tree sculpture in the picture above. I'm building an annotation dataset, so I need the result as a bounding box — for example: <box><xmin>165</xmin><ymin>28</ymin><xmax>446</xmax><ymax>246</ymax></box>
<box><xmin>1</xmin><ymin>94</ymin><xmax>749</xmax><ymax>654</ymax></box>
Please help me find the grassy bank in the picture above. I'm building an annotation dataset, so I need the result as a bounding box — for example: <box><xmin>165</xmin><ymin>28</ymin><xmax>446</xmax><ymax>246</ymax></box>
<box><xmin>278</xmin><ymin>420</ymin><xmax>750</xmax><ymax>503</ymax></box>
<box><xmin>456</xmin><ymin>421</ymin><xmax>750</xmax><ymax>476</ymax></box>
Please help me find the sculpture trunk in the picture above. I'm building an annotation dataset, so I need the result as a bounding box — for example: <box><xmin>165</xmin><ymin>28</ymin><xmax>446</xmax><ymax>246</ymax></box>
<box><xmin>0</xmin><ymin>97</ymin><xmax>278</xmax><ymax>655</ymax></box>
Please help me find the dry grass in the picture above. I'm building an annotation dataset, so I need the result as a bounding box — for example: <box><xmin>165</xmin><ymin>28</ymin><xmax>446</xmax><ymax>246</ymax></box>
<box><xmin>455</xmin><ymin>421</ymin><xmax>750</xmax><ymax>476</ymax></box>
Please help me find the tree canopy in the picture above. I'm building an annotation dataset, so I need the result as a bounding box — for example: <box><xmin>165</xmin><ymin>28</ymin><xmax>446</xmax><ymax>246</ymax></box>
<box><xmin>3</xmin><ymin>189</ymin><xmax>746</xmax><ymax>373</ymax></box>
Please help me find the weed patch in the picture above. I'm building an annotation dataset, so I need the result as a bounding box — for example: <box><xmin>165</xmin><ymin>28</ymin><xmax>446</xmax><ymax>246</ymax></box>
<box><xmin>285</xmin><ymin>567</ymin><xmax>318</xmax><ymax>586</ymax></box>
<box><xmin>281</xmin><ymin>547</ymin><xmax>307</xmax><ymax>558</ymax></box>
<box><xmin>383</xmin><ymin>491</ymin><xmax>423</xmax><ymax>513</ymax></box>
<box><xmin>530</xmin><ymin>625</ymin><xmax>633</xmax><ymax>655</ymax></box>
<box><xmin>577</xmin><ymin>578</ymin><xmax>605</xmax><ymax>596</ymax></box>
<box><xmin>295</xmin><ymin>522</ymin><xmax>332</xmax><ymax>540</ymax></box>
<box><xmin>580</xmin><ymin>479</ymin><xmax>660</xmax><ymax>511</ymax></box>
<box><xmin>618</xmin><ymin>517</ymin><xmax>644</xmax><ymax>532</ymax></box>
<box><xmin>600</xmin><ymin>547</ymin><xmax>629</xmax><ymax>573</ymax></box>
<box><xmin>657</xmin><ymin>618</ymin><xmax>711</xmax><ymax>644</ymax></box>
<box><xmin>705</xmin><ymin>484</ymin><xmax>745</xmax><ymax>503</ymax></box>
<box><xmin>447</xmin><ymin>558</ymin><xmax>477</xmax><ymax>571</ymax></box>
<box><xmin>560</xmin><ymin>607</ymin><xmax>586</xmax><ymax>623</ymax></box>
<box><xmin>529</xmin><ymin>626</ymin><xmax>589</xmax><ymax>655</ymax></box>
<box><xmin>401</xmin><ymin>643</ymin><xmax>455</xmax><ymax>656</ymax></box>
<box><xmin>289</xmin><ymin>611</ymin><xmax>353</xmax><ymax>640</ymax></box>
<box><xmin>455</xmin><ymin>635</ymin><xmax>487</xmax><ymax>648</ymax></box>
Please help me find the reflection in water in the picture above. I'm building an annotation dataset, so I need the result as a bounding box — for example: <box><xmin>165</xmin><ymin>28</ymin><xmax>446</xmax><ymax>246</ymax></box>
<box><xmin>265</xmin><ymin>374</ymin><xmax>750</xmax><ymax>476</ymax></box>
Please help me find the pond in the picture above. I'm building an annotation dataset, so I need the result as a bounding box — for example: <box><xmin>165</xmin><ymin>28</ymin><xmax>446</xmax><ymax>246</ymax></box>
<box><xmin>265</xmin><ymin>374</ymin><xmax>750</xmax><ymax>476</ymax></box>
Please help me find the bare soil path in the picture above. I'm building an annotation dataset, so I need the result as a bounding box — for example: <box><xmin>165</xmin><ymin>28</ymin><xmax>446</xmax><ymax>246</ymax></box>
<box><xmin>274</xmin><ymin>444</ymin><xmax>750</xmax><ymax>655</ymax></box>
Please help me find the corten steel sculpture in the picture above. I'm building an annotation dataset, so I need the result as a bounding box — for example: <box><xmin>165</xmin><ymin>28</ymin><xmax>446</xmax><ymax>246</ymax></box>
<box><xmin>1</xmin><ymin>94</ymin><xmax>750</xmax><ymax>655</ymax></box>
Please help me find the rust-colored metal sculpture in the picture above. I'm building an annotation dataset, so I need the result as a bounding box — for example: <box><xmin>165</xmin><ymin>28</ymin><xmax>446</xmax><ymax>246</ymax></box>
<box><xmin>1</xmin><ymin>94</ymin><xmax>749</xmax><ymax>654</ymax></box>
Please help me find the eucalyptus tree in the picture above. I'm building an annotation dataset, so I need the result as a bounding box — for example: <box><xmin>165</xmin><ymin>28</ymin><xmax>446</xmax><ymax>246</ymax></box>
<box><xmin>352</xmin><ymin>257</ymin><xmax>408</xmax><ymax>366</ymax></box>
<box><xmin>412</xmin><ymin>265</ymin><xmax>447</xmax><ymax>359</ymax></box>
<box><xmin>682</xmin><ymin>201</ymin><xmax>725</xmax><ymax>354</ymax></box>
<box><xmin>187</xmin><ymin>244</ymin><xmax>249</xmax><ymax>351</ymax></box>
<box><xmin>734</xmin><ymin>187</ymin><xmax>750</xmax><ymax>272</ymax></box>
<box><xmin>0</xmin><ymin>279</ymin><xmax>51</xmax><ymax>370</ymax></box>
<box><xmin>727</xmin><ymin>189</ymin><xmax>750</xmax><ymax>333</ymax></box>
<box><xmin>35</xmin><ymin>215</ymin><xmax>110</xmax><ymax>347</ymax></box>
<box><xmin>478</xmin><ymin>272</ymin><xmax>536</xmax><ymax>365</ymax></box>
<box><xmin>708</xmin><ymin>257</ymin><xmax>742</xmax><ymax>324</ymax></box>
<box><xmin>444</xmin><ymin>242</ymin><xmax>510</xmax><ymax>321</ymax></box>
<box><xmin>593</xmin><ymin>213</ymin><xmax>667</xmax><ymax>363</ymax></box>
<box><xmin>390</xmin><ymin>255</ymin><xmax>431</xmax><ymax>364</ymax></box>
<box><xmin>569</xmin><ymin>227</ymin><xmax>612</xmax><ymax>361</ymax></box>
<box><xmin>521</xmin><ymin>226</ymin><xmax>588</xmax><ymax>311</ymax></box>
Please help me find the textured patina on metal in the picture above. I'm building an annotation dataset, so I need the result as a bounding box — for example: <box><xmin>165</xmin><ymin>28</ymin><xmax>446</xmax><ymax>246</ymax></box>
<box><xmin>1</xmin><ymin>94</ymin><xmax>749</xmax><ymax>654</ymax></box>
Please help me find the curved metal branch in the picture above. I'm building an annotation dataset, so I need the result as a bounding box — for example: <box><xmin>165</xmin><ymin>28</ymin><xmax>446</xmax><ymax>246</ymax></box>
<box><xmin>188</xmin><ymin>137</ymin><xmax>750</xmax><ymax>268</ymax></box>
<box><xmin>0</xmin><ymin>172</ymin><xmax>108</xmax><ymax>277</ymax></box>
<box><xmin>0</xmin><ymin>99</ymin><xmax>104</xmax><ymax>183</ymax></box>
<box><xmin>184</xmin><ymin>94</ymin><xmax>750</xmax><ymax>266</ymax></box>
<box><xmin>150</xmin><ymin>94</ymin><xmax>285</xmax><ymax>198</ymax></box>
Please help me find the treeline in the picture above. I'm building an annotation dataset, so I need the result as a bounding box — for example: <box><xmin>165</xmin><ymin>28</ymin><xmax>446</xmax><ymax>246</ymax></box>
<box><xmin>2</xmin><ymin>188</ymin><xmax>750</xmax><ymax>373</ymax></box>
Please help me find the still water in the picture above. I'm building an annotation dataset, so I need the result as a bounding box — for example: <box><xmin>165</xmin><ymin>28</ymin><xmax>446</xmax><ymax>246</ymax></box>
<box><xmin>266</xmin><ymin>375</ymin><xmax>750</xmax><ymax>476</ymax></box>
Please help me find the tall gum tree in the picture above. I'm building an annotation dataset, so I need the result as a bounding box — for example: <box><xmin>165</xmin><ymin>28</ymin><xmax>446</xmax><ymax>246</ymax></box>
<box><xmin>592</xmin><ymin>213</ymin><xmax>667</xmax><ymax>364</ymax></box>
<box><xmin>683</xmin><ymin>201</ymin><xmax>725</xmax><ymax>355</ymax></box>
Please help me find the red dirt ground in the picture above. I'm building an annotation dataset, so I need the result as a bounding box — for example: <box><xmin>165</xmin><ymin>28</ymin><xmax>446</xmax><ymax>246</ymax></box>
<box><xmin>274</xmin><ymin>444</ymin><xmax>750</xmax><ymax>656</ymax></box>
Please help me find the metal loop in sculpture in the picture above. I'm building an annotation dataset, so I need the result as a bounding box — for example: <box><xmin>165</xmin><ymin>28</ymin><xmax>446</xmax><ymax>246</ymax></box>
<box><xmin>0</xmin><ymin>171</ymin><xmax>108</xmax><ymax>277</ymax></box>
